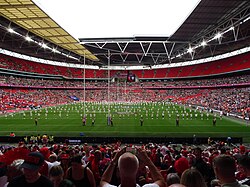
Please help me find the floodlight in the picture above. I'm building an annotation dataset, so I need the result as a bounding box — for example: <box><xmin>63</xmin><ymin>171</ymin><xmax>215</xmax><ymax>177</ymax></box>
<box><xmin>187</xmin><ymin>47</ymin><xmax>193</xmax><ymax>53</ymax></box>
<box><xmin>52</xmin><ymin>48</ymin><xmax>59</xmax><ymax>53</ymax></box>
<box><xmin>41</xmin><ymin>43</ymin><xmax>48</xmax><ymax>48</ymax></box>
<box><xmin>214</xmin><ymin>33</ymin><xmax>222</xmax><ymax>39</ymax></box>
<box><xmin>7</xmin><ymin>28</ymin><xmax>14</xmax><ymax>33</ymax></box>
<box><xmin>25</xmin><ymin>36</ymin><xmax>32</xmax><ymax>42</ymax></box>
<box><xmin>201</xmin><ymin>41</ymin><xmax>207</xmax><ymax>47</ymax></box>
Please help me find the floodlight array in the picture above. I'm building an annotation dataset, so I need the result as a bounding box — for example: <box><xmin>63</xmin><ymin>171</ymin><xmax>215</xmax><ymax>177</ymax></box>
<box><xmin>6</xmin><ymin>26</ymin><xmax>78</xmax><ymax>61</ymax></box>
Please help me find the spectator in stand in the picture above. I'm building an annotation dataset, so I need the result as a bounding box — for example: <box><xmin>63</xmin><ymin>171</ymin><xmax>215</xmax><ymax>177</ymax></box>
<box><xmin>180</xmin><ymin>168</ymin><xmax>207</xmax><ymax>187</ymax></box>
<box><xmin>238</xmin><ymin>155</ymin><xmax>250</xmax><ymax>185</ymax></box>
<box><xmin>213</xmin><ymin>154</ymin><xmax>249</xmax><ymax>187</ymax></box>
<box><xmin>5</xmin><ymin>159</ymin><xmax>24</xmax><ymax>187</ymax></box>
<box><xmin>100</xmin><ymin>147</ymin><xmax>166</xmax><ymax>187</ymax></box>
<box><xmin>239</xmin><ymin>143</ymin><xmax>246</xmax><ymax>155</ymax></box>
<box><xmin>166</xmin><ymin>173</ymin><xmax>180</xmax><ymax>186</ymax></box>
<box><xmin>9</xmin><ymin>132</ymin><xmax>15</xmax><ymax>138</ymax></box>
<box><xmin>58</xmin><ymin>153</ymin><xmax>70</xmax><ymax>176</ymax></box>
<box><xmin>88</xmin><ymin>149</ymin><xmax>109</xmax><ymax>185</ymax></box>
<box><xmin>174</xmin><ymin>156</ymin><xmax>189</xmax><ymax>177</ymax></box>
<box><xmin>7</xmin><ymin>152</ymin><xmax>53</xmax><ymax>187</ymax></box>
<box><xmin>65</xmin><ymin>154</ymin><xmax>96</xmax><ymax>187</ymax></box>
<box><xmin>154</xmin><ymin>148</ymin><xmax>164</xmax><ymax>169</ymax></box>
<box><xmin>192</xmin><ymin>147</ymin><xmax>214</xmax><ymax>185</ymax></box>
<box><xmin>49</xmin><ymin>165</ymin><xmax>64</xmax><ymax>187</ymax></box>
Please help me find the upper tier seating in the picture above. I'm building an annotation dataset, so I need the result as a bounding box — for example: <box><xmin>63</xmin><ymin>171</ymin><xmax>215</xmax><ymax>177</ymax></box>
<box><xmin>0</xmin><ymin>52</ymin><xmax>249</xmax><ymax>78</ymax></box>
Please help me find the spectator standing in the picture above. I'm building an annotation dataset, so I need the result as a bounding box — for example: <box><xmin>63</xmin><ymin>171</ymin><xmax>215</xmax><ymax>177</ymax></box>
<box><xmin>180</xmin><ymin>168</ymin><xmax>207</xmax><ymax>187</ymax></box>
<box><xmin>7</xmin><ymin>152</ymin><xmax>53</xmax><ymax>187</ymax></box>
<box><xmin>65</xmin><ymin>154</ymin><xmax>96</xmax><ymax>187</ymax></box>
<box><xmin>49</xmin><ymin>165</ymin><xmax>64</xmax><ymax>187</ymax></box>
<box><xmin>192</xmin><ymin>147</ymin><xmax>214</xmax><ymax>185</ymax></box>
<box><xmin>100</xmin><ymin>147</ymin><xmax>166</xmax><ymax>187</ymax></box>
<box><xmin>213</xmin><ymin>154</ymin><xmax>249</xmax><ymax>187</ymax></box>
<box><xmin>239</xmin><ymin>155</ymin><xmax>250</xmax><ymax>185</ymax></box>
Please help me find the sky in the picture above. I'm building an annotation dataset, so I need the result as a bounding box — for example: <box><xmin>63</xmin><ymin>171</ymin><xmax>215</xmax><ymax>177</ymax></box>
<box><xmin>33</xmin><ymin>0</ymin><xmax>200</xmax><ymax>39</ymax></box>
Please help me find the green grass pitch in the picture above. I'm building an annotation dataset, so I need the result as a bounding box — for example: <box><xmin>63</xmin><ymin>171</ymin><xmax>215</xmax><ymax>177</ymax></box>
<box><xmin>0</xmin><ymin>102</ymin><xmax>249</xmax><ymax>142</ymax></box>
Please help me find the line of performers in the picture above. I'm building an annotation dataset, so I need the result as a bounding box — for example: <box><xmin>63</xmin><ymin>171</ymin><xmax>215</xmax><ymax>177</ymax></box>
<box><xmin>81</xmin><ymin>114</ymin><xmax>217</xmax><ymax>127</ymax></box>
<box><xmin>175</xmin><ymin>116</ymin><xmax>217</xmax><ymax>127</ymax></box>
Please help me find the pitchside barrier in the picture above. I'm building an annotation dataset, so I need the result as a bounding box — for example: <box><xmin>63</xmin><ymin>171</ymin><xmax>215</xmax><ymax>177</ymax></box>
<box><xmin>1</xmin><ymin>136</ymin><xmax>242</xmax><ymax>145</ymax></box>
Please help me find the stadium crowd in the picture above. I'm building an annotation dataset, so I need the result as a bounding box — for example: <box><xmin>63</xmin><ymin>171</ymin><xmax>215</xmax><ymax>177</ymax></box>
<box><xmin>1</xmin><ymin>86</ymin><xmax>249</xmax><ymax>118</ymax></box>
<box><xmin>0</xmin><ymin>89</ymin><xmax>75</xmax><ymax>112</ymax></box>
<box><xmin>0</xmin><ymin>74</ymin><xmax>249</xmax><ymax>88</ymax></box>
<box><xmin>0</xmin><ymin>72</ymin><xmax>249</xmax><ymax>119</ymax></box>
<box><xmin>186</xmin><ymin>88</ymin><xmax>250</xmax><ymax>117</ymax></box>
<box><xmin>0</xmin><ymin>140</ymin><xmax>250</xmax><ymax>187</ymax></box>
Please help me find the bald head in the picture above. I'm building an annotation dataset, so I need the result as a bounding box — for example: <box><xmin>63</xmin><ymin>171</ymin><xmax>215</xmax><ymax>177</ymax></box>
<box><xmin>118</xmin><ymin>152</ymin><xmax>139</xmax><ymax>177</ymax></box>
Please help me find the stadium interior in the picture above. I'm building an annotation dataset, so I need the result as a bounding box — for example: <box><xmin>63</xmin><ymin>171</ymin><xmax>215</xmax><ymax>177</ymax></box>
<box><xmin>0</xmin><ymin>0</ymin><xmax>249</xmax><ymax>145</ymax></box>
<box><xmin>1</xmin><ymin>1</ymin><xmax>250</xmax><ymax>187</ymax></box>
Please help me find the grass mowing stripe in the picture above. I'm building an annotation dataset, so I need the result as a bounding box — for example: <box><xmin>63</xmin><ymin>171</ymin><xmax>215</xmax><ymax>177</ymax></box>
<box><xmin>0</xmin><ymin>102</ymin><xmax>248</xmax><ymax>141</ymax></box>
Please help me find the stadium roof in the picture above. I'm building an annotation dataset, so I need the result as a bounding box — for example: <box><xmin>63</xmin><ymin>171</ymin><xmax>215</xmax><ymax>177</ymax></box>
<box><xmin>0</xmin><ymin>0</ymin><xmax>98</xmax><ymax>62</ymax></box>
<box><xmin>0</xmin><ymin>0</ymin><xmax>250</xmax><ymax>67</ymax></box>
